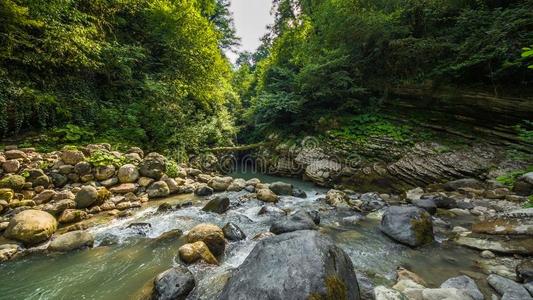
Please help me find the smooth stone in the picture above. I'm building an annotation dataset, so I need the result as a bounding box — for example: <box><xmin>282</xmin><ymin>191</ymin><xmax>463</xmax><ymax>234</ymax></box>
<box><xmin>48</xmin><ymin>230</ymin><xmax>94</xmax><ymax>252</ymax></box>
<box><xmin>4</xmin><ymin>210</ymin><xmax>57</xmax><ymax>245</ymax></box>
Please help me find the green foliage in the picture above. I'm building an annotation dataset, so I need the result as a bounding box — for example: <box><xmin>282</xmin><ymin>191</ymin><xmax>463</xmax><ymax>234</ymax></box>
<box><xmin>236</xmin><ymin>0</ymin><xmax>533</xmax><ymax>137</ymax></box>
<box><xmin>496</xmin><ymin>166</ymin><xmax>533</xmax><ymax>187</ymax></box>
<box><xmin>522</xmin><ymin>45</ymin><xmax>533</xmax><ymax>69</ymax></box>
<box><xmin>86</xmin><ymin>150</ymin><xmax>125</xmax><ymax>168</ymax></box>
<box><xmin>525</xmin><ymin>195</ymin><xmax>533</xmax><ymax>208</ymax></box>
<box><xmin>329</xmin><ymin>114</ymin><xmax>412</xmax><ymax>144</ymax></box>
<box><xmin>0</xmin><ymin>0</ymin><xmax>239</xmax><ymax>153</ymax></box>
<box><xmin>165</xmin><ymin>160</ymin><xmax>180</xmax><ymax>178</ymax></box>
<box><xmin>514</xmin><ymin>120</ymin><xmax>533</xmax><ymax>144</ymax></box>
<box><xmin>52</xmin><ymin>125</ymin><xmax>95</xmax><ymax>144</ymax></box>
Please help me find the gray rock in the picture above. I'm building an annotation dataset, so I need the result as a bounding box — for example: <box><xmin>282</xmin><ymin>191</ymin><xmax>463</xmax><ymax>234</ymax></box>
<box><xmin>100</xmin><ymin>177</ymin><xmax>119</xmax><ymax>187</ymax></box>
<box><xmin>94</xmin><ymin>165</ymin><xmax>116</xmax><ymax>181</ymax></box>
<box><xmin>487</xmin><ymin>274</ymin><xmax>531</xmax><ymax>299</ymax></box>
<box><xmin>443</xmin><ymin>178</ymin><xmax>484</xmax><ymax>191</ymax></box>
<box><xmin>373</xmin><ymin>286</ymin><xmax>407</xmax><ymax>299</ymax></box>
<box><xmin>270</xmin><ymin>210</ymin><xmax>318</xmax><ymax>234</ymax></box>
<box><xmin>514</xmin><ymin>172</ymin><xmax>533</xmax><ymax>196</ymax></box>
<box><xmin>202</xmin><ymin>195</ymin><xmax>229</xmax><ymax>214</ymax></box>
<box><xmin>48</xmin><ymin>231</ymin><xmax>94</xmax><ymax>252</ymax></box>
<box><xmin>380</xmin><ymin>206</ymin><xmax>434</xmax><ymax>247</ymax></box>
<box><xmin>74</xmin><ymin>186</ymin><xmax>98</xmax><ymax>208</ymax></box>
<box><xmin>412</xmin><ymin>198</ymin><xmax>437</xmax><ymax>215</ymax></box>
<box><xmin>423</xmin><ymin>195</ymin><xmax>457</xmax><ymax>209</ymax></box>
<box><xmin>147</xmin><ymin>181</ymin><xmax>170</xmax><ymax>198</ymax></box>
<box><xmin>269</xmin><ymin>181</ymin><xmax>293</xmax><ymax>195</ymax></box>
<box><xmin>139</xmin><ymin>153</ymin><xmax>166</xmax><ymax>179</ymax></box>
<box><xmin>440</xmin><ymin>275</ymin><xmax>483</xmax><ymax>300</ymax></box>
<box><xmin>49</xmin><ymin>172</ymin><xmax>68</xmax><ymax>187</ymax></box>
<box><xmin>222</xmin><ymin>222</ymin><xmax>246</xmax><ymax>241</ymax></box>
<box><xmin>517</xmin><ymin>259</ymin><xmax>533</xmax><ymax>283</ymax></box>
<box><xmin>74</xmin><ymin>161</ymin><xmax>92</xmax><ymax>175</ymax></box>
<box><xmin>292</xmin><ymin>188</ymin><xmax>307</xmax><ymax>198</ymax></box>
<box><xmin>218</xmin><ymin>230</ymin><xmax>360</xmax><ymax>300</ymax></box>
<box><xmin>117</xmin><ymin>164</ymin><xmax>139</xmax><ymax>183</ymax></box>
<box><xmin>194</xmin><ymin>185</ymin><xmax>213</xmax><ymax>196</ymax></box>
<box><xmin>360</xmin><ymin>192</ymin><xmax>386</xmax><ymax>211</ymax></box>
<box><xmin>152</xmin><ymin>266</ymin><xmax>195</xmax><ymax>300</ymax></box>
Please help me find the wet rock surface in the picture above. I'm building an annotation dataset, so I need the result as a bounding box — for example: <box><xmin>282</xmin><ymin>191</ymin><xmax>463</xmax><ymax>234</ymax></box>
<box><xmin>218</xmin><ymin>230</ymin><xmax>360</xmax><ymax>300</ymax></box>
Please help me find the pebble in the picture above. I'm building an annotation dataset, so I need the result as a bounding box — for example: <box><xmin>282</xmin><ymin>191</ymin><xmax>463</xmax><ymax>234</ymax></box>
<box><xmin>481</xmin><ymin>250</ymin><xmax>496</xmax><ymax>259</ymax></box>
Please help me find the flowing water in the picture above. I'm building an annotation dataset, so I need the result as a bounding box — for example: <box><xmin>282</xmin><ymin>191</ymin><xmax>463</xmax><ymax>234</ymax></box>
<box><xmin>0</xmin><ymin>171</ymin><xmax>489</xmax><ymax>299</ymax></box>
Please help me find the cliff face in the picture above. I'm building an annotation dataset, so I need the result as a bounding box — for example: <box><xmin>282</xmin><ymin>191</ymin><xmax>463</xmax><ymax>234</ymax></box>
<box><xmin>384</xmin><ymin>85</ymin><xmax>533</xmax><ymax>148</ymax></box>
<box><xmin>237</xmin><ymin>88</ymin><xmax>532</xmax><ymax>192</ymax></box>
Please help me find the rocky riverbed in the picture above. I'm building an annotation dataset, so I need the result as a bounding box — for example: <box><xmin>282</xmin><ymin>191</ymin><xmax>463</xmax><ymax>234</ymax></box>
<box><xmin>0</xmin><ymin>144</ymin><xmax>531</xmax><ymax>299</ymax></box>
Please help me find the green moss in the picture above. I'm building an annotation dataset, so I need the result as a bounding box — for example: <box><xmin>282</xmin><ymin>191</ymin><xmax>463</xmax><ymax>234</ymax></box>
<box><xmin>0</xmin><ymin>175</ymin><xmax>26</xmax><ymax>191</ymax></box>
<box><xmin>496</xmin><ymin>166</ymin><xmax>533</xmax><ymax>187</ymax></box>
<box><xmin>524</xmin><ymin>195</ymin><xmax>533</xmax><ymax>208</ymax></box>
<box><xmin>411</xmin><ymin>214</ymin><xmax>433</xmax><ymax>245</ymax></box>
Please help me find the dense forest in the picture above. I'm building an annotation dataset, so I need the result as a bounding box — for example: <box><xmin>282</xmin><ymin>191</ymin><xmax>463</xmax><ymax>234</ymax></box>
<box><xmin>1</xmin><ymin>0</ymin><xmax>532</xmax><ymax>152</ymax></box>
<box><xmin>0</xmin><ymin>0</ymin><xmax>239</xmax><ymax>155</ymax></box>
<box><xmin>236</xmin><ymin>0</ymin><xmax>533</xmax><ymax>141</ymax></box>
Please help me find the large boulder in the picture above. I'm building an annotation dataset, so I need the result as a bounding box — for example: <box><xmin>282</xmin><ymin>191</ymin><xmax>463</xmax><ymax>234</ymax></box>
<box><xmin>269</xmin><ymin>181</ymin><xmax>293</xmax><ymax>196</ymax></box>
<box><xmin>152</xmin><ymin>266</ymin><xmax>195</xmax><ymax>300</ymax></box>
<box><xmin>48</xmin><ymin>230</ymin><xmax>94</xmax><ymax>252</ymax></box>
<box><xmin>118</xmin><ymin>164</ymin><xmax>139</xmax><ymax>183</ymax></box>
<box><xmin>139</xmin><ymin>152</ymin><xmax>166</xmax><ymax>179</ymax></box>
<box><xmin>186</xmin><ymin>223</ymin><xmax>225</xmax><ymax>256</ymax></box>
<box><xmin>75</xmin><ymin>185</ymin><xmax>98</xmax><ymax>208</ymax></box>
<box><xmin>4</xmin><ymin>210</ymin><xmax>57</xmax><ymax>245</ymax></box>
<box><xmin>380</xmin><ymin>206</ymin><xmax>434</xmax><ymax>247</ymax></box>
<box><xmin>270</xmin><ymin>210</ymin><xmax>318</xmax><ymax>234</ymax></box>
<box><xmin>147</xmin><ymin>181</ymin><xmax>170</xmax><ymax>198</ymax></box>
<box><xmin>202</xmin><ymin>195</ymin><xmax>229</xmax><ymax>214</ymax></box>
<box><xmin>218</xmin><ymin>230</ymin><xmax>360</xmax><ymax>300</ymax></box>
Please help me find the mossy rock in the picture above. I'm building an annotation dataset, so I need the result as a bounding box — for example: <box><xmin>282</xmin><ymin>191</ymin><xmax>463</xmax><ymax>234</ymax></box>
<box><xmin>0</xmin><ymin>175</ymin><xmax>26</xmax><ymax>191</ymax></box>
<box><xmin>0</xmin><ymin>188</ymin><xmax>14</xmax><ymax>202</ymax></box>
<box><xmin>4</xmin><ymin>210</ymin><xmax>57</xmax><ymax>245</ymax></box>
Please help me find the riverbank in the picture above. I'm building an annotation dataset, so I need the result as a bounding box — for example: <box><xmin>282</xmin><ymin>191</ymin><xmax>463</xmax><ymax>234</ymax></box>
<box><xmin>0</xmin><ymin>144</ymin><xmax>531</xmax><ymax>299</ymax></box>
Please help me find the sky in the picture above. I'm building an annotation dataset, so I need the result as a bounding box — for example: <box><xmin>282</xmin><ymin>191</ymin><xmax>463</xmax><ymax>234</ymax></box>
<box><xmin>226</xmin><ymin>0</ymin><xmax>274</xmax><ymax>63</ymax></box>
